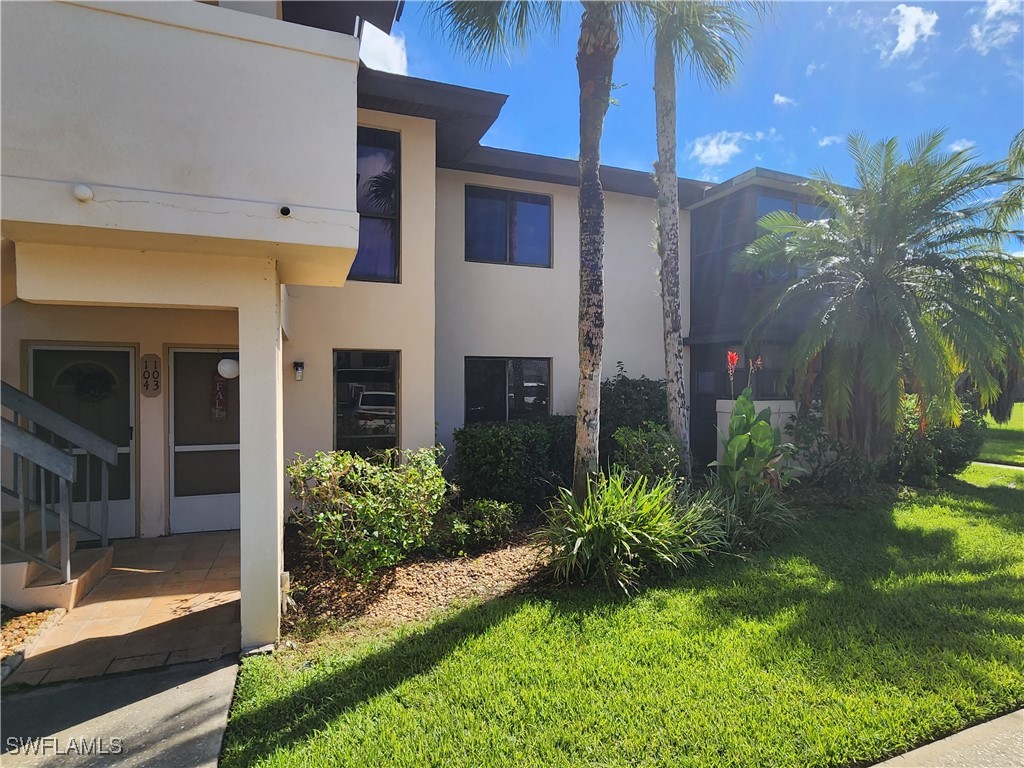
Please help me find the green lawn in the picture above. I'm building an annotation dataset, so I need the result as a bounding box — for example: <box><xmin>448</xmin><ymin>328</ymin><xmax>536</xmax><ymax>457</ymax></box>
<box><xmin>980</xmin><ymin>403</ymin><xmax>1024</xmax><ymax>466</ymax></box>
<box><xmin>224</xmin><ymin>465</ymin><xmax>1024</xmax><ymax>768</ymax></box>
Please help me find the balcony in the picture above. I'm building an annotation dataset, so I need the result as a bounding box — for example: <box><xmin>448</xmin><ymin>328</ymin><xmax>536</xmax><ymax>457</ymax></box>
<box><xmin>1</xmin><ymin>1</ymin><xmax>361</xmax><ymax>287</ymax></box>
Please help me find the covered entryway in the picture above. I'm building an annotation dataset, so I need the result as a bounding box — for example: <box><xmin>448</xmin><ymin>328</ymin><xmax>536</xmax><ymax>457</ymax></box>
<box><xmin>170</xmin><ymin>349</ymin><xmax>241</xmax><ymax>534</ymax></box>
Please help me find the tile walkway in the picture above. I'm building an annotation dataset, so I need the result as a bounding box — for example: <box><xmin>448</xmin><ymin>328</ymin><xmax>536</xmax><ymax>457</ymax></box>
<box><xmin>4</xmin><ymin>531</ymin><xmax>240</xmax><ymax>686</ymax></box>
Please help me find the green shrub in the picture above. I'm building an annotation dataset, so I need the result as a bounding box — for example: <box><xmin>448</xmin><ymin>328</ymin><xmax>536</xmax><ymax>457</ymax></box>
<box><xmin>710</xmin><ymin>387</ymin><xmax>798</xmax><ymax>495</ymax></box>
<box><xmin>600</xmin><ymin>364</ymin><xmax>668</xmax><ymax>464</ymax></box>
<box><xmin>700</xmin><ymin>473</ymin><xmax>797</xmax><ymax>551</ymax></box>
<box><xmin>612</xmin><ymin>421</ymin><xmax>681</xmax><ymax>479</ymax></box>
<box><xmin>434</xmin><ymin>498</ymin><xmax>521</xmax><ymax>555</ymax></box>
<box><xmin>536</xmin><ymin>469</ymin><xmax>719</xmax><ymax>593</ymax></box>
<box><xmin>789</xmin><ymin>405</ymin><xmax>880</xmax><ymax>499</ymax></box>
<box><xmin>287</xmin><ymin>447</ymin><xmax>447</xmax><ymax>583</ymax></box>
<box><xmin>453</xmin><ymin>416</ymin><xmax>574</xmax><ymax>506</ymax></box>
<box><xmin>885</xmin><ymin>396</ymin><xmax>987</xmax><ymax>487</ymax></box>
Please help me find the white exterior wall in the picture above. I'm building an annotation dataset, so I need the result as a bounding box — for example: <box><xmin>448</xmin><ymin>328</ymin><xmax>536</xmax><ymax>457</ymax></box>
<box><xmin>283</xmin><ymin>109</ymin><xmax>437</xmax><ymax>475</ymax></box>
<box><xmin>434</xmin><ymin>169</ymin><xmax>691</xmax><ymax>449</ymax></box>
<box><xmin>1</xmin><ymin>1</ymin><xmax>360</xmax><ymax>282</ymax></box>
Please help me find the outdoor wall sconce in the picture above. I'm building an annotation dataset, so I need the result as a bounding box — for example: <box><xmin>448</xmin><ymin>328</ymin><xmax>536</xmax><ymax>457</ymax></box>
<box><xmin>293</xmin><ymin>361</ymin><xmax>304</xmax><ymax>381</ymax></box>
<box><xmin>73</xmin><ymin>184</ymin><xmax>94</xmax><ymax>202</ymax></box>
<box><xmin>217</xmin><ymin>354</ymin><xmax>240</xmax><ymax>380</ymax></box>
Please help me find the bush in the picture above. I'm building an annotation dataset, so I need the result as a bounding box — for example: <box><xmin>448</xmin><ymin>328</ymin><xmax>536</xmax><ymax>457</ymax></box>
<box><xmin>536</xmin><ymin>469</ymin><xmax>720</xmax><ymax>593</ymax></box>
<box><xmin>700</xmin><ymin>473</ymin><xmax>796</xmax><ymax>551</ymax></box>
<box><xmin>710</xmin><ymin>387</ymin><xmax>798</xmax><ymax>495</ymax></box>
<box><xmin>600</xmin><ymin>364</ymin><xmax>668</xmax><ymax>465</ymax></box>
<box><xmin>885</xmin><ymin>396</ymin><xmax>987</xmax><ymax>487</ymax></box>
<box><xmin>287</xmin><ymin>447</ymin><xmax>447</xmax><ymax>583</ymax></box>
<box><xmin>612</xmin><ymin>421</ymin><xmax>682</xmax><ymax>480</ymax></box>
<box><xmin>789</xmin><ymin>405</ymin><xmax>879</xmax><ymax>499</ymax></box>
<box><xmin>453</xmin><ymin>416</ymin><xmax>574</xmax><ymax>506</ymax></box>
<box><xmin>434</xmin><ymin>498</ymin><xmax>521</xmax><ymax>555</ymax></box>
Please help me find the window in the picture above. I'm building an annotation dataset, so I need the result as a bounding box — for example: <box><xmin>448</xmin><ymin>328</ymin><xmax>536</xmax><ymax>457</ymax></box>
<box><xmin>350</xmin><ymin>128</ymin><xmax>400</xmax><ymax>282</ymax></box>
<box><xmin>465</xmin><ymin>357</ymin><xmax>551</xmax><ymax>424</ymax></box>
<box><xmin>757</xmin><ymin>194</ymin><xmax>793</xmax><ymax>219</ymax></box>
<box><xmin>797</xmin><ymin>201</ymin><xmax>829</xmax><ymax>221</ymax></box>
<box><xmin>465</xmin><ymin>186</ymin><xmax>552</xmax><ymax>267</ymax></box>
<box><xmin>334</xmin><ymin>350</ymin><xmax>399</xmax><ymax>453</ymax></box>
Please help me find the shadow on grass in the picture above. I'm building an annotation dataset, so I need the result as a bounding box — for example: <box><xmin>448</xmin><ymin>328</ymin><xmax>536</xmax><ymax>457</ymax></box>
<box><xmin>225</xmin><ymin>478</ymin><xmax>1024</xmax><ymax>766</ymax></box>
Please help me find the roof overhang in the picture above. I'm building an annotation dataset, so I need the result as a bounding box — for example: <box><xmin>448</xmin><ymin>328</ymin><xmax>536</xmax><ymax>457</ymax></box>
<box><xmin>357</xmin><ymin>67</ymin><xmax>508</xmax><ymax>164</ymax></box>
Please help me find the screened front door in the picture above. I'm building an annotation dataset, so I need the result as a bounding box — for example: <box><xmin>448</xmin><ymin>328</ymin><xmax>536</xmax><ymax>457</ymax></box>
<box><xmin>169</xmin><ymin>350</ymin><xmax>240</xmax><ymax>533</ymax></box>
<box><xmin>30</xmin><ymin>347</ymin><xmax>136</xmax><ymax>539</ymax></box>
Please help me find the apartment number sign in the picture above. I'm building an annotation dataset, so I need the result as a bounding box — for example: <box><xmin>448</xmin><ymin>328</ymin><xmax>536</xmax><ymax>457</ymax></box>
<box><xmin>141</xmin><ymin>354</ymin><xmax>161</xmax><ymax>397</ymax></box>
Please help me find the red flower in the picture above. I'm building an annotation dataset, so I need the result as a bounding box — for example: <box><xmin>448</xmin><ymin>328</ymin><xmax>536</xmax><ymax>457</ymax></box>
<box><xmin>727</xmin><ymin>350</ymin><xmax>739</xmax><ymax>371</ymax></box>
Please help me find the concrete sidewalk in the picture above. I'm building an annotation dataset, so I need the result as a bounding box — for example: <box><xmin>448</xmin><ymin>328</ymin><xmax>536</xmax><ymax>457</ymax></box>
<box><xmin>1</xmin><ymin>656</ymin><xmax>237</xmax><ymax>767</ymax></box>
<box><xmin>876</xmin><ymin>710</ymin><xmax>1023</xmax><ymax>767</ymax></box>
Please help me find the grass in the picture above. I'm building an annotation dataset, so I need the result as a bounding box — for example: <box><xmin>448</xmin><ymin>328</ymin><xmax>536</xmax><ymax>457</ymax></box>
<box><xmin>980</xmin><ymin>403</ymin><xmax>1024</xmax><ymax>466</ymax></box>
<box><xmin>223</xmin><ymin>465</ymin><xmax>1024</xmax><ymax>768</ymax></box>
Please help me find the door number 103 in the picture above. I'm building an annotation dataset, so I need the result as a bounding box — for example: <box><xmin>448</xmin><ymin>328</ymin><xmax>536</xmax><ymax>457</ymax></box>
<box><xmin>141</xmin><ymin>354</ymin><xmax>161</xmax><ymax>398</ymax></box>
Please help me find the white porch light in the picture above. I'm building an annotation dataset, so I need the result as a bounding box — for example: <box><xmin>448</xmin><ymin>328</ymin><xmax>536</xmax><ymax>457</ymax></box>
<box><xmin>217</xmin><ymin>357</ymin><xmax>240</xmax><ymax>379</ymax></box>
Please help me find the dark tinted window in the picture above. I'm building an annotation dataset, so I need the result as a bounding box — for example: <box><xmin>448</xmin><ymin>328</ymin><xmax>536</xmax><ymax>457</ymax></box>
<box><xmin>335</xmin><ymin>350</ymin><xmax>398</xmax><ymax>454</ymax></box>
<box><xmin>757</xmin><ymin>195</ymin><xmax>793</xmax><ymax>219</ymax></box>
<box><xmin>465</xmin><ymin>357</ymin><xmax>551</xmax><ymax>424</ymax></box>
<box><xmin>466</xmin><ymin>187</ymin><xmax>552</xmax><ymax>267</ymax></box>
<box><xmin>351</xmin><ymin>128</ymin><xmax>399</xmax><ymax>282</ymax></box>
<box><xmin>797</xmin><ymin>202</ymin><xmax>829</xmax><ymax>221</ymax></box>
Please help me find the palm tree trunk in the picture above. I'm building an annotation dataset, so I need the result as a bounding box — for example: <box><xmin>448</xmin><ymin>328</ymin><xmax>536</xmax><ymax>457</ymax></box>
<box><xmin>653</xmin><ymin>20</ymin><xmax>693</xmax><ymax>479</ymax></box>
<box><xmin>573</xmin><ymin>1</ymin><xmax>618</xmax><ymax>500</ymax></box>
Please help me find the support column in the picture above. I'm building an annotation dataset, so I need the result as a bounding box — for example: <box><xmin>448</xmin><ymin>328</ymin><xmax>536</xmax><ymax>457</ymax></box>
<box><xmin>238</xmin><ymin>264</ymin><xmax>284</xmax><ymax>650</ymax></box>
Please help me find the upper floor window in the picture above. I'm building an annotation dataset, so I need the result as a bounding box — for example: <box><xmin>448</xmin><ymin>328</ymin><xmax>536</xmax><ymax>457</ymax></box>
<box><xmin>350</xmin><ymin>127</ymin><xmax>400</xmax><ymax>283</ymax></box>
<box><xmin>465</xmin><ymin>186</ymin><xmax>552</xmax><ymax>267</ymax></box>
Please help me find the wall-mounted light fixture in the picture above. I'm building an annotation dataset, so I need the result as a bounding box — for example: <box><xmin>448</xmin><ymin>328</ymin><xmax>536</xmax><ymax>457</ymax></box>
<box><xmin>217</xmin><ymin>353</ymin><xmax>240</xmax><ymax>380</ymax></box>
<box><xmin>293</xmin><ymin>361</ymin><xmax>304</xmax><ymax>382</ymax></box>
<box><xmin>73</xmin><ymin>184</ymin><xmax>94</xmax><ymax>202</ymax></box>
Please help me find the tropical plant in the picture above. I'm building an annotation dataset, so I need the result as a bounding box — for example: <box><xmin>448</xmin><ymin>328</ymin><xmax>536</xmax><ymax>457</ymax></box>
<box><xmin>429</xmin><ymin>1</ymin><xmax>619</xmax><ymax>500</ymax></box>
<box><xmin>699</xmin><ymin>472</ymin><xmax>796</xmax><ymax>551</ymax></box>
<box><xmin>643</xmin><ymin>0</ymin><xmax>768</xmax><ymax>480</ymax></box>
<box><xmin>710</xmin><ymin>386</ymin><xmax>797</xmax><ymax>494</ymax></box>
<box><xmin>536</xmin><ymin>469</ymin><xmax>719</xmax><ymax>593</ymax></box>
<box><xmin>434</xmin><ymin>498</ymin><xmax>521</xmax><ymax>555</ymax></box>
<box><xmin>287</xmin><ymin>447</ymin><xmax>448</xmax><ymax>583</ymax></box>
<box><xmin>738</xmin><ymin>131</ymin><xmax>1024</xmax><ymax>458</ymax></box>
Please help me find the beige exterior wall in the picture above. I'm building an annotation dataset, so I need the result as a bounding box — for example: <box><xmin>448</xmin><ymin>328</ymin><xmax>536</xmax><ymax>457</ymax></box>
<box><xmin>1</xmin><ymin>301</ymin><xmax>238</xmax><ymax>539</ymax></box>
<box><xmin>1</xmin><ymin>1</ymin><xmax>360</xmax><ymax>282</ymax></box>
<box><xmin>282</xmin><ymin>109</ymin><xmax>437</xmax><ymax>476</ymax></box>
<box><xmin>434</xmin><ymin>169</ymin><xmax>691</xmax><ymax>449</ymax></box>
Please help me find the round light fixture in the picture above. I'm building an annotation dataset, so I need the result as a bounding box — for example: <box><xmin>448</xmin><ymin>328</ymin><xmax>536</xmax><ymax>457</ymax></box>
<box><xmin>217</xmin><ymin>358</ymin><xmax>240</xmax><ymax>380</ymax></box>
<box><xmin>73</xmin><ymin>184</ymin><xmax>94</xmax><ymax>202</ymax></box>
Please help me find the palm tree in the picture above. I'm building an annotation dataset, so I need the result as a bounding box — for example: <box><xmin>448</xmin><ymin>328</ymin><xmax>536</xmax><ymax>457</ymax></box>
<box><xmin>737</xmin><ymin>131</ymin><xmax>1023</xmax><ymax>458</ymax></box>
<box><xmin>644</xmin><ymin>1</ymin><xmax>767</xmax><ymax>479</ymax></box>
<box><xmin>429</xmin><ymin>0</ymin><xmax>618</xmax><ymax>498</ymax></box>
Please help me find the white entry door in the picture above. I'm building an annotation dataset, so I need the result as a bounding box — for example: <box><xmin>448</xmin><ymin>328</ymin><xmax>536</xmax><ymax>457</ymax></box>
<box><xmin>30</xmin><ymin>347</ymin><xmax>137</xmax><ymax>540</ymax></box>
<box><xmin>169</xmin><ymin>350</ymin><xmax>240</xmax><ymax>533</ymax></box>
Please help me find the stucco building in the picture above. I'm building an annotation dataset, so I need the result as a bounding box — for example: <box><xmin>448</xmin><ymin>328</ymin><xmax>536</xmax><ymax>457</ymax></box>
<box><xmin>1</xmin><ymin>0</ymin><xmax>815</xmax><ymax>648</ymax></box>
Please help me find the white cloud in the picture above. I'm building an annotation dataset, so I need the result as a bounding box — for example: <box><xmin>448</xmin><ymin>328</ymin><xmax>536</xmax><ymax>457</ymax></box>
<box><xmin>773</xmin><ymin>93</ymin><xmax>798</xmax><ymax>107</ymax></box>
<box><xmin>689</xmin><ymin>129</ymin><xmax>779</xmax><ymax>177</ymax></box>
<box><xmin>806</xmin><ymin>61</ymin><xmax>825</xmax><ymax>77</ymax></box>
<box><xmin>884</xmin><ymin>4</ymin><xmax>939</xmax><ymax>60</ymax></box>
<box><xmin>360</xmin><ymin>22</ymin><xmax>408</xmax><ymax>75</ymax></box>
<box><xmin>969</xmin><ymin>0</ymin><xmax>1022</xmax><ymax>55</ymax></box>
<box><xmin>691</xmin><ymin>131</ymin><xmax>749</xmax><ymax>167</ymax></box>
<box><xmin>818</xmin><ymin>135</ymin><xmax>843</xmax><ymax>147</ymax></box>
<box><xmin>948</xmin><ymin>138</ymin><xmax>977</xmax><ymax>152</ymax></box>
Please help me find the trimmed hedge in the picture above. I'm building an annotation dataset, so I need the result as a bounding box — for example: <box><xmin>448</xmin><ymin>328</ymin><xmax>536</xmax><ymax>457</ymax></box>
<box><xmin>453</xmin><ymin>416</ymin><xmax>574</xmax><ymax>506</ymax></box>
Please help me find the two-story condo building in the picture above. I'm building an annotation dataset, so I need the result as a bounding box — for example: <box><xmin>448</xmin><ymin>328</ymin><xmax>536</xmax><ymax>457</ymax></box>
<box><xmin>1</xmin><ymin>0</ymin><xmax>815</xmax><ymax>651</ymax></box>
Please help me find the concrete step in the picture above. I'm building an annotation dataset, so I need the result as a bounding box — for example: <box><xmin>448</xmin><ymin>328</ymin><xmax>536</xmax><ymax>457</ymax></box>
<box><xmin>0</xmin><ymin>530</ymin><xmax>80</xmax><ymax>589</ymax></box>
<box><xmin>2</xmin><ymin>547</ymin><xmax>112</xmax><ymax>612</ymax></box>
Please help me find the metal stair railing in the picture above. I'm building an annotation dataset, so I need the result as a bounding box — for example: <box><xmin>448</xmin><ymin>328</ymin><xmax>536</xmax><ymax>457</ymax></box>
<box><xmin>1</xmin><ymin>381</ymin><xmax>119</xmax><ymax>583</ymax></box>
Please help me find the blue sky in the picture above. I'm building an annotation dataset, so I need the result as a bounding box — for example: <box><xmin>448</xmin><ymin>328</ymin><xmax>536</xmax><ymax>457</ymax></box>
<box><xmin>360</xmin><ymin>1</ymin><xmax>1024</xmax><ymax>185</ymax></box>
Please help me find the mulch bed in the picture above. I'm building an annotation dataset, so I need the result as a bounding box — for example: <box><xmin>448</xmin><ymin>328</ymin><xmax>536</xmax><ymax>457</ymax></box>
<box><xmin>1</xmin><ymin>605</ymin><xmax>62</xmax><ymax>663</ymax></box>
<box><xmin>282</xmin><ymin>526</ymin><xmax>549</xmax><ymax>635</ymax></box>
